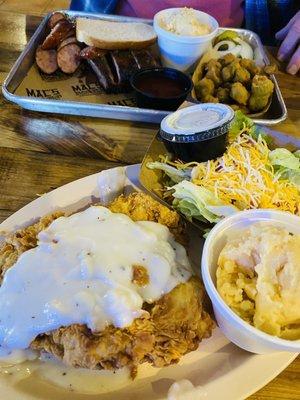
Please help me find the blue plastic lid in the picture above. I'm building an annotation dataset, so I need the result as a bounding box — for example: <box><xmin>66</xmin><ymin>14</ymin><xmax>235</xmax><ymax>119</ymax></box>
<box><xmin>160</xmin><ymin>103</ymin><xmax>234</xmax><ymax>143</ymax></box>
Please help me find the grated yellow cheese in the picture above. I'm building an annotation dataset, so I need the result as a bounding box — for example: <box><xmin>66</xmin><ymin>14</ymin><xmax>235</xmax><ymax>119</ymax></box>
<box><xmin>190</xmin><ymin>134</ymin><xmax>300</xmax><ymax>214</ymax></box>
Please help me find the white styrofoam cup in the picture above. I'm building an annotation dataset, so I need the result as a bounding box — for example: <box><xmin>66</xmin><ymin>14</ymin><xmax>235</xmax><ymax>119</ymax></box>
<box><xmin>201</xmin><ymin>209</ymin><xmax>300</xmax><ymax>354</ymax></box>
<box><xmin>153</xmin><ymin>8</ymin><xmax>219</xmax><ymax>73</ymax></box>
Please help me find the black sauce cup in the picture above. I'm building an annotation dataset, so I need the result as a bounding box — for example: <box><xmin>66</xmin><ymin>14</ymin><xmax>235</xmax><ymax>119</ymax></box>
<box><xmin>130</xmin><ymin>67</ymin><xmax>193</xmax><ymax>111</ymax></box>
<box><xmin>158</xmin><ymin>103</ymin><xmax>235</xmax><ymax>163</ymax></box>
<box><xmin>158</xmin><ymin>122</ymin><xmax>231</xmax><ymax>163</ymax></box>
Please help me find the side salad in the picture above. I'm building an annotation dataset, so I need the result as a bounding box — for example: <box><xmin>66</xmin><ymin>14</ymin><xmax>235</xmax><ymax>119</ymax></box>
<box><xmin>147</xmin><ymin>112</ymin><xmax>300</xmax><ymax>224</ymax></box>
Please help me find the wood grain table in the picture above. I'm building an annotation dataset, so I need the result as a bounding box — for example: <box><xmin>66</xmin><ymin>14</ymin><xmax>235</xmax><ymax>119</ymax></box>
<box><xmin>0</xmin><ymin>10</ymin><xmax>299</xmax><ymax>400</ymax></box>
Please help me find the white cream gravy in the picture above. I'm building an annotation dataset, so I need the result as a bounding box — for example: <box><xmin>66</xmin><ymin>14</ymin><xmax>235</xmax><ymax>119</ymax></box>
<box><xmin>0</xmin><ymin>355</ymin><xmax>131</xmax><ymax>395</ymax></box>
<box><xmin>0</xmin><ymin>206</ymin><xmax>191</xmax><ymax>356</ymax></box>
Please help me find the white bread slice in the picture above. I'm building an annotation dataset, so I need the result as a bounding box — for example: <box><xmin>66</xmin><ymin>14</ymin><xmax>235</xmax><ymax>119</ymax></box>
<box><xmin>76</xmin><ymin>18</ymin><xmax>157</xmax><ymax>50</ymax></box>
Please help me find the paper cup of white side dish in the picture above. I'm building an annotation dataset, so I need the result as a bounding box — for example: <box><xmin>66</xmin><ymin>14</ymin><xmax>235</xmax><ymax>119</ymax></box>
<box><xmin>201</xmin><ymin>209</ymin><xmax>300</xmax><ymax>354</ymax></box>
<box><xmin>153</xmin><ymin>8</ymin><xmax>219</xmax><ymax>73</ymax></box>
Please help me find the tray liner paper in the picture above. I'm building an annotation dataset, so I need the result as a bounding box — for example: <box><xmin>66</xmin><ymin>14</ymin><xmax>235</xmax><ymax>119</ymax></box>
<box><xmin>15</xmin><ymin>63</ymin><xmax>137</xmax><ymax>106</ymax></box>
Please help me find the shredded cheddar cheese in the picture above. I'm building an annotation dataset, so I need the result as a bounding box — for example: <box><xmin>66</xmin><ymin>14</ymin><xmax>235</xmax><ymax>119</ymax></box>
<box><xmin>189</xmin><ymin>134</ymin><xmax>300</xmax><ymax>214</ymax></box>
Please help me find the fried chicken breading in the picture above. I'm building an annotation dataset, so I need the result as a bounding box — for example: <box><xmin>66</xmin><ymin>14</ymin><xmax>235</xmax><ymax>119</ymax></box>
<box><xmin>0</xmin><ymin>212</ymin><xmax>63</xmax><ymax>282</ymax></box>
<box><xmin>0</xmin><ymin>193</ymin><xmax>214</xmax><ymax>378</ymax></box>
<box><xmin>108</xmin><ymin>192</ymin><xmax>185</xmax><ymax>243</ymax></box>
<box><xmin>32</xmin><ymin>277</ymin><xmax>214</xmax><ymax>377</ymax></box>
<box><xmin>132</xmin><ymin>265</ymin><xmax>149</xmax><ymax>286</ymax></box>
<box><xmin>108</xmin><ymin>192</ymin><xmax>178</xmax><ymax>227</ymax></box>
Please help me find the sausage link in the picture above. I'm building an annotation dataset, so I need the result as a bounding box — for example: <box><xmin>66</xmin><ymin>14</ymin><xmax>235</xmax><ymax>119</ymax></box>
<box><xmin>35</xmin><ymin>45</ymin><xmax>58</xmax><ymax>74</ymax></box>
<box><xmin>42</xmin><ymin>19</ymin><xmax>75</xmax><ymax>50</ymax></box>
<box><xmin>57</xmin><ymin>43</ymin><xmax>81</xmax><ymax>74</ymax></box>
<box><xmin>57</xmin><ymin>36</ymin><xmax>78</xmax><ymax>52</ymax></box>
<box><xmin>48</xmin><ymin>12</ymin><xmax>66</xmax><ymax>30</ymax></box>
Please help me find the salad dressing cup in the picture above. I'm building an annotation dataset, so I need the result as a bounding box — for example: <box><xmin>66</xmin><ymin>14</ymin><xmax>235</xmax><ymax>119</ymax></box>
<box><xmin>159</xmin><ymin>103</ymin><xmax>234</xmax><ymax>163</ymax></box>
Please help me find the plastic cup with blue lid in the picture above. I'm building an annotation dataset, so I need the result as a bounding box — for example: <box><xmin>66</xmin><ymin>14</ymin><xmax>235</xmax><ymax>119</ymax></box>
<box><xmin>159</xmin><ymin>103</ymin><xmax>234</xmax><ymax>162</ymax></box>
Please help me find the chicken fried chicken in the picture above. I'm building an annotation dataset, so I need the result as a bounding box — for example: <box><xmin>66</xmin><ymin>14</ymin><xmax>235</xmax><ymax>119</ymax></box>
<box><xmin>108</xmin><ymin>192</ymin><xmax>185</xmax><ymax>243</ymax></box>
<box><xmin>31</xmin><ymin>276</ymin><xmax>213</xmax><ymax>377</ymax></box>
<box><xmin>0</xmin><ymin>193</ymin><xmax>214</xmax><ymax>378</ymax></box>
<box><xmin>0</xmin><ymin>212</ymin><xmax>63</xmax><ymax>282</ymax></box>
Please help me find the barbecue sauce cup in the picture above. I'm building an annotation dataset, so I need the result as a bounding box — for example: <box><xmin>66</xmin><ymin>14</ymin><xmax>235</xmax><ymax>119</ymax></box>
<box><xmin>158</xmin><ymin>103</ymin><xmax>234</xmax><ymax>163</ymax></box>
<box><xmin>130</xmin><ymin>67</ymin><xmax>193</xmax><ymax>111</ymax></box>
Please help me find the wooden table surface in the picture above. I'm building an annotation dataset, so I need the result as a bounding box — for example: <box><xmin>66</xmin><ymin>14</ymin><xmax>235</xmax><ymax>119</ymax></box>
<box><xmin>0</xmin><ymin>10</ymin><xmax>299</xmax><ymax>400</ymax></box>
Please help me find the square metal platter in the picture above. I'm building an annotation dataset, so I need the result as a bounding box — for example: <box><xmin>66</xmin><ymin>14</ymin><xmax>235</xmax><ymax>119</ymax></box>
<box><xmin>2</xmin><ymin>10</ymin><xmax>287</xmax><ymax>125</ymax></box>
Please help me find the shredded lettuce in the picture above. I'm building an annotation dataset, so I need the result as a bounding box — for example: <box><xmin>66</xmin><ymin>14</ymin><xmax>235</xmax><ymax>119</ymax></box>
<box><xmin>269</xmin><ymin>148</ymin><xmax>300</xmax><ymax>170</ymax></box>
<box><xmin>147</xmin><ymin>112</ymin><xmax>300</xmax><ymax>225</ymax></box>
<box><xmin>228</xmin><ymin>111</ymin><xmax>256</xmax><ymax>141</ymax></box>
<box><xmin>269</xmin><ymin>148</ymin><xmax>300</xmax><ymax>188</ymax></box>
<box><xmin>171</xmin><ymin>180</ymin><xmax>238</xmax><ymax>223</ymax></box>
<box><xmin>202</xmin><ymin>228</ymin><xmax>212</xmax><ymax>239</ymax></box>
<box><xmin>293</xmin><ymin>150</ymin><xmax>300</xmax><ymax>159</ymax></box>
<box><xmin>229</xmin><ymin>111</ymin><xmax>272</xmax><ymax>145</ymax></box>
<box><xmin>285</xmin><ymin>171</ymin><xmax>300</xmax><ymax>188</ymax></box>
<box><xmin>205</xmin><ymin>205</ymin><xmax>241</xmax><ymax>217</ymax></box>
<box><xmin>147</xmin><ymin>161</ymin><xmax>191</xmax><ymax>183</ymax></box>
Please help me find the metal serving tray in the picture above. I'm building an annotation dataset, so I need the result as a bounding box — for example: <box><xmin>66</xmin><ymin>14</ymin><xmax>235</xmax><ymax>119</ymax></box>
<box><xmin>2</xmin><ymin>10</ymin><xmax>287</xmax><ymax>125</ymax></box>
